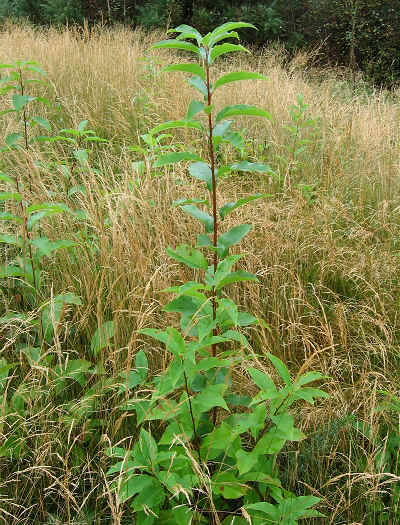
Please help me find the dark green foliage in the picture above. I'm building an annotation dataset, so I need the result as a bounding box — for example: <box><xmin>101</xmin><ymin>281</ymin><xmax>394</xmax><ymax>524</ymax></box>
<box><xmin>0</xmin><ymin>0</ymin><xmax>40</xmax><ymax>21</ymax></box>
<box><xmin>0</xmin><ymin>0</ymin><xmax>399</xmax><ymax>85</ymax></box>
<box><xmin>135</xmin><ymin>0</ymin><xmax>183</xmax><ymax>29</ymax></box>
<box><xmin>40</xmin><ymin>0</ymin><xmax>84</xmax><ymax>25</ymax></box>
<box><xmin>190</xmin><ymin>2</ymin><xmax>283</xmax><ymax>44</ymax></box>
<box><xmin>304</xmin><ymin>0</ymin><xmax>400</xmax><ymax>85</ymax></box>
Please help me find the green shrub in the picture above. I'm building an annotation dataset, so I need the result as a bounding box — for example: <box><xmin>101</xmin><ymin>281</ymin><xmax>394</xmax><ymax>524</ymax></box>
<box><xmin>0</xmin><ymin>0</ymin><xmax>40</xmax><ymax>21</ymax></box>
<box><xmin>135</xmin><ymin>0</ymin><xmax>183</xmax><ymax>30</ymax></box>
<box><xmin>302</xmin><ymin>0</ymin><xmax>400</xmax><ymax>84</ymax></box>
<box><xmin>105</xmin><ymin>20</ymin><xmax>328</xmax><ymax>524</ymax></box>
<box><xmin>40</xmin><ymin>0</ymin><xmax>84</xmax><ymax>25</ymax></box>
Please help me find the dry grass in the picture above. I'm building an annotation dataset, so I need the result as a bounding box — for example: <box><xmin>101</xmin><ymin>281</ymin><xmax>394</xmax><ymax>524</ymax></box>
<box><xmin>0</xmin><ymin>22</ymin><xmax>399</xmax><ymax>524</ymax></box>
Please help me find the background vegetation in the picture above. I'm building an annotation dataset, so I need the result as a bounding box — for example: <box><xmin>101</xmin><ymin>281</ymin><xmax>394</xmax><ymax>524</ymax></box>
<box><xmin>0</xmin><ymin>0</ymin><xmax>399</xmax><ymax>86</ymax></box>
<box><xmin>0</xmin><ymin>19</ymin><xmax>399</xmax><ymax>525</ymax></box>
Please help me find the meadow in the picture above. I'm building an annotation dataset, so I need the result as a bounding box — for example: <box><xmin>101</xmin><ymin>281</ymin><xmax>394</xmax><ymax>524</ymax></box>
<box><xmin>0</xmin><ymin>22</ymin><xmax>399</xmax><ymax>524</ymax></box>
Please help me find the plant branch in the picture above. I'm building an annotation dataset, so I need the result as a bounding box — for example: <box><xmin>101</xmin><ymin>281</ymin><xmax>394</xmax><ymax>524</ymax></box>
<box><xmin>205</xmin><ymin>53</ymin><xmax>218</xmax><ymax>359</ymax></box>
<box><xmin>18</xmin><ymin>68</ymin><xmax>29</xmax><ymax>152</ymax></box>
<box><xmin>183</xmin><ymin>370</ymin><xmax>202</xmax><ymax>463</ymax></box>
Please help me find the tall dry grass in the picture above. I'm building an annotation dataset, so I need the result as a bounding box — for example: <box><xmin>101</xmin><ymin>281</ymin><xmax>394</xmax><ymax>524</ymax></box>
<box><xmin>0</xmin><ymin>22</ymin><xmax>399</xmax><ymax>523</ymax></box>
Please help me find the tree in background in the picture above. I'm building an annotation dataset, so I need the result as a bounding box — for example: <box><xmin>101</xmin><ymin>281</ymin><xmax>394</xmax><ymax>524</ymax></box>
<box><xmin>0</xmin><ymin>0</ymin><xmax>399</xmax><ymax>85</ymax></box>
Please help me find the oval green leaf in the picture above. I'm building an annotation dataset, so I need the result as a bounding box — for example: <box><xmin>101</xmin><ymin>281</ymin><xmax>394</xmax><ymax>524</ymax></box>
<box><xmin>150</xmin><ymin>120</ymin><xmax>203</xmax><ymax>135</ymax></box>
<box><xmin>210</xmin><ymin>43</ymin><xmax>249</xmax><ymax>63</ymax></box>
<box><xmin>180</xmin><ymin>204</ymin><xmax>214</xmax><ymax>233</ymax></box>
<box><xmin>216</xmin><ymin>104</ymin><xmax>272</xmax><ymax>122</ymax></box>
<box><xmin>151</xmin><ymin>39</ymin><xmax>199</xmax><ymax>55</ymax></box>
<box><xmin>189</xmin><ymin>161</ymin><xmax>212</xmax><ymax>191</ymax></box>
<box><xmin>214</xmin><ymin>71</ymin><xmax>268</xmax><ymax>90</ymax></box>
<box><xmin>162</xmin><ymin>63</ymin><xmax>205</xmax><ymax>80</ymax></box>
<box><xmin>154</xmin><ymin>151</ymin><xmax>201</xmax><ymax>167</ymax></box>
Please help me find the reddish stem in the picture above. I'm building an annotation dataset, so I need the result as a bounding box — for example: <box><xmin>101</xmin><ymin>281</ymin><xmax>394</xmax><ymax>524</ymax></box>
<box><xmin>205</xmin><ymin>54</ymin><xmax>218</xmax><ymax>359</ymax></box>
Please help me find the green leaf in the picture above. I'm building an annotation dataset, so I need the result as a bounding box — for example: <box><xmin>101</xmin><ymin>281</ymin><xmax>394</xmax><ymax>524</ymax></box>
<box><xmin>271</xmin><ymin>412</ymin><xmax>305</xmax><ymax>441</ymax></box>
<box><xmin>29</xmin><ymin>116</ymin><xmax>51</xmax><ymax>131</ymax></box>
<box><xmin>162</xmin><ymin>281</ymin><xmax>205</xmax><ymax>297</ymax></box>
<box><xmin>67</xmin><ymin>185</ymin><xmax>86</xmax><ymax>197</ymax></box>
<box><xmin>197</xmin><ymin>233</ymin><xmax>212</xmax><ymax>248</ymax></box>
<box><xmin>186</xmin><ymin>99</ymin><xmax>205</xmax><ymax>120</ymax></box>
<box><xmin>267</xmin><ymin>353</ymin><xmax>291</xmax><ymax>386</ymax></box>
<box><xmin>210</xmin><ymin>31</ymin><xmax>239</xmax><ymax>46</ymax></box>
<box><xmin>24</xmin><ymin>64</ymin><xmax>47</xmax><ymax>76</ymax></box>
<box><xmin>217</xmin><ymin>270</ymin><xmax>258</xmax><ymax>290</ymax></box>
<box><xmin>0</xmin><ymin>172</ymin><xmax>16</xmax><ymax>185</ymax></box>
<box><xmin>236</xmin><ymin>448</ymin><xmax>259</xmax><ymax>476</ymax></box>
<box><xmin>189</xmin><ymin>161</ymin><xmax>212</xmax><ymax>190</ymax></box>
<box><xmin>195</xmin><ymin>357</ymin><xmax>234</xmax><ymax>372</ymax></box>
<box><xmin>0</xmin><ymin>192</ymin><xmax>21</xmax><ymax>202</ymax></box>
<box><xmin>151</xmin><ymin>39</ymin><xmax>199</xmax><ymax>55</ymax></box>
<box><xmin>150</xmin><ymin>120</ymin><xmax>202</xmax><ymax>135</ymax></box>
<box><xmin>167</xmin><ymin>244</ymin><xmax>208</xmax><ymax>269</ymax></box>
<box><xmin>217</xmin><ymin>224</ymin><xmax>251</xmax><ymax>256</ymax></box>
<box><xmin>294</xmin><ymin>371</ymin><xmax>325</xmax><ymax>387</ymax></box>
<box><xmin>206</xmin><ymin>255</ymin><xmax>242</xmax><ymax>287</ymax></box>
<box><xmin>0</xmin><ymin>234</ymin><xmax>21</xmax><ymax>246</ymax></box>
<box><xmin>249</xmin><ymin>368</ymin><xmax>277</xmax><ymax>395</ymax></box>
<box><xmin>73</xmin><ymin>149</ymin><xmax>89</xmax><ymax>165</ymax></box>
<box><xmin>54</xmin><ymin>358</ymin><xmax>92</xmax><ymax>387</ymax></box>
<box><xmin>180</xmin><ymin>204</ymin><xmax>214</xmax><ymax>233</ymax></box>
<box><xmin>218</xmin><ymin>297</ymin><xmax>238</xmax><ymax>325</ymax></box>
<box><xmin>0</xmin><ymin>265</ymin><xmax>25</xmax><ymax>279</ymax></box>
<box><xmin>212</xmin><ymin>471</ymin><xmax>246</xmax><ymax>499</ymax></box>
<box><xmin>12</xmin><ymin>93</ymin><xmax>33</xmax><ymax>111</ymax></box>
<box><xmin>26</xmin><ymin>202</ymin><xmax>76</xmax><ymax>230</ymax></box>
<box><xmin>138</xmin><ymin>428</ymin><xmax>158</xmax><ymax>467</ymax></box>
<box><xmin>91</xmin><ymin>320</ymin><xmax>114</xmax><ymax>355</ymax></box>
<box><xmin>159</xmin><ymin>506</ymin><xmax>194</xmax><ymax>525</ymax></box>
<box><xmin>118</xmin><ymin>474</ymin><xmax>154</xmax><ymax>505</ymax></box>
<box><xmin>213</xmin><ymin>120</ymin><xmax>233</xmax><ymax>138</ymax></box>
<box><xmin>78</xmin><ymin>120</ymin><xmax>88</xmax><ymax>133</ymax></box>
<box><xmin>0</xmin><ymin>107</ymin><xmax>16</xmax><ymax>115</ymax></box>
<box><xmin>159</xmin><ymin>416</ymin><xmax>194</xmax><ymax>445</ymax></box>
<box><xmin>193</xmin><ymin>383</ymin><xmax>229</xmax><ymax>415</ymax></box>
<box><xmin>26</xmin><ymin>202</ymin><xmax>74</xmax><ymax>215</ymax></box>
<box><xmin>163</xmin><ymin>295</ymin><xmax>207</xmax><ymax>315</ymax></box>
<box><xmin>30</xmin><ymin>237</ymin><xmax>75</xmax><ymax>257</ymax></box>
<box><xmin>229</xmin><ymin>161</ymin><xmax>275</xmax><ymax>174</ymax></box>
<box><xmin>253</xmin><ymin>427</ymin><xmax>286</xmax><ymax>455</ymax></box>
<box><xmin>154</xmin><ymin>151</ymin><xmax>201</xmax><ymax>167</ymax></box>
<box><xmin>130</xmin><ymin>477</ymin><xmax>165</xmax><ymax>512</ymax></box>
<box><xmin>222</xmin><ymin>329</ymin><xmax>249</xmax><ymax>348</ymax></box>
<box><xmin>210</xmin><ymin>43</ymin><xmax>249</xmax><ymax>63</ymax></box>
<box><xmin>135</xmin><ymin>350</ymin><xmax>148</xmax><ymax>380</ymax></box>
<box><xmin>216</xmin><ymin>105</ymin><xmax>272</xmax><ymax>122</ymax></box>
<box><xmin>162</xmin><ymin>63</ymin><xmax>205</xmax><ymax>80</ymax></box>
<box><xmin>246</xmin><ymin>496</ymin><xmax>324</xmax><ymax>521</ymax></box>
<box><xmin>244</xmin><ymin>502</ymin><xmax>279</xmax><ymax>520</ymax></box>
<box><xmin>171</xmin><ymin>197</ymin><xmax>208</xmax><ymax>207</ymax></box>
<box><xmin>140</xmin><ymin>327</ymin><xmax>185</xmax><ymax>357</ymax></box>
<box><xmin>5</xmin><ymin>133</ymin><xmax>23</xmax><ymax>148</ymax></box>
<box><xmin>211</xmin><ymin>22</ymin><xmax>257</xmax><ymax>37</ymax></box>
<box><xmin>214</xmin><ymin>71</ymin><xmax>268</xmax><ymax>90</ymax></box>
<box><xmin>41</xmin><ymin>293</ymin><xmax>82</xmax><ymax>344</ymax></box>
<box><xmin>220</xmin><ymin>193</ymin><xmax>270</xmax><ymax>220</ymax></box>
<box><xmin>293</xmin><ymin>387</ymin><xmax>329</xmax><ymax>404</ymax></box>
<box><xmin>0</xmin><ymin>211</ymin><xmax>20</xmax><ymax>221</ymax></box>
<box><xmin>118</xmin><ymin>371</ymin><xmax>142</xmax><ymax>393</ymax></box>
<box><xmin>188</xmin><ymin>75</ymin><xmax>208</xmax><ymax>98</ymax></box>
<box><xmin>132</xmin><ymin>160</ymin><xmax>145</xmax><ymax>175</ymax></box>
<box><xmin>170</xmin><ymin>24</ymin><xmax>203</xmax><ymax>41</ymax></box>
